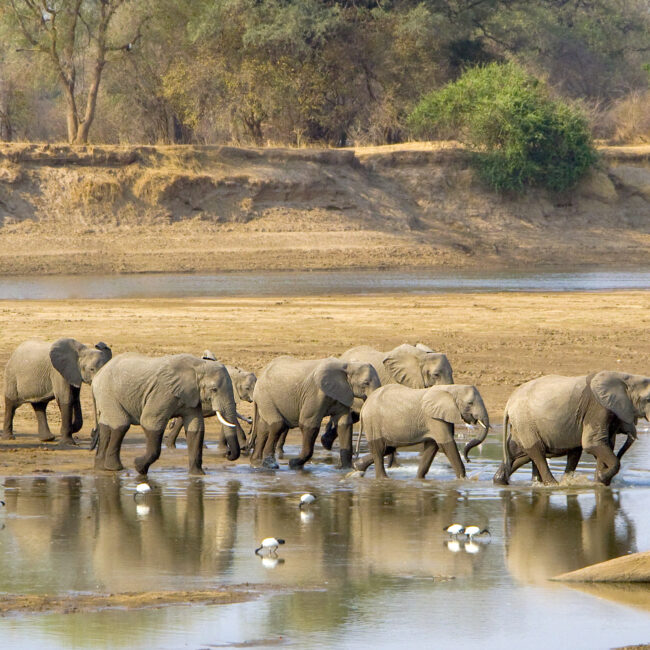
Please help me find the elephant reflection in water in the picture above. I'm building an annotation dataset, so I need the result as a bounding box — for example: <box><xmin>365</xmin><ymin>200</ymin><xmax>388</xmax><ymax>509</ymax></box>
<box><xmin>0</xmin><ymin>476</ymin><xmax>90</xmax><ymax>593</ymax></box>
<box><xmin>91</xmin><ymin>477</ymin><xmax>242</xmax><ymax>592</ymax></box>
<box><xmin>503</xmin><ymin>490</ymin><xmax>635</xmax><ymax>585</ymax></box>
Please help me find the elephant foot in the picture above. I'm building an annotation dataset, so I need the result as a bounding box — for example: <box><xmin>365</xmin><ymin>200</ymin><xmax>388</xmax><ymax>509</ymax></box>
<box><xmin>189</xmin><ymin>466</ymin><xmax>206</xmax><ymax>476</ymax></box>
<box><xmin>492</xmin><ymin>464</ymin><xmax>510</xmax><ymax>486</ymax></box>
<box><xmin>277</xmin><ymin>448</ymin><xmax>285</xmax><ymax>459</ymax></box>
<box><xmin>39</xmin><ymin>434</ymin><xmax>56</xmax><ymax>443</ymax></box>
<box><xmin>1</xmin><ymin>432</ymin><xmax>16</xmax><ymax>441</ymax></box>
<box><xmin>104</xmin><ymin>458</ymin><xmax>124</xmax><ymax>472</ymax></box>
<box><xmin>289</xmin><ymin>458</ymin><xmax>306</xmax><ymax>470</ymax></box>
<box><xmin>57</xmin><ymin>436</ymin><xmax>78</xmax><ymax>448</ymax></box>
<box><xmin>338</xmin><ymin>450</ymin><xmax>353</xmax><ymax>470</ymax></box>
<box><xmin>262</xmin><ymin>455</ymin><xmax>279</xmax><ymax>470</ymax></box>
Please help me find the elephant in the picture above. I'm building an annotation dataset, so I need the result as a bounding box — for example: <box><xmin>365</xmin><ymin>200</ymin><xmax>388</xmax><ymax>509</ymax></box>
<box><xmin>354</xmin><ymin>383</ymin><xmax>490</xmax><ymax>479</ymax></box>
<box><xmin>92</xmin><ymin>353</ymin><xmax>243</xmax><ymax>475</ymax></box>
<box><xmin>251</xmin><ymin>355</ymin><xmax>381</xmax><ymax>470</ymax></box>
<box><xmin>3</xmin><ymin>338</ymin><xmax>112</xmax><ymax>444</ymax></box>
<box><xmin>493</xmin><ymin>371</ymin><xmax>650</xmax><ymax>486</ymax></box>
<box><xmin>164</xmin><ymin>350</ymin><xmax>256</xmax><ymax>450</ymax></box>
<box><xmin>319</xmin><ymin>343</ymin><xmax>454</xmax><ymax>453</ymax></box>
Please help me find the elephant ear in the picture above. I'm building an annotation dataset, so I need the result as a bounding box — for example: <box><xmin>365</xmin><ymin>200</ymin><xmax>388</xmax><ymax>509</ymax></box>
<box><xmin>422</xmin><ymin>388</ymin><xmax>463</xmax><ymax>424</ymax></box>
<box><xmin>415</xmin><ymin>343</ymin><xmax>435</xmax><ymax>353</ymax></box>
<box><xmin>94</xmin><ymin>342</ymin><xmax>112</xmax><ymax>363</ymax></box>
<box><xmin>590</xmin><ymin>371</ymin><xmax>635</xmax><ymax>425</ymax></box>
<box><xmin>161</xmin><ymin>356</ymin><xmax>201</xmax><ymax>408</ymax></box>
<box><xmin>314</xmin><ymin>360</ymin><xmax>354</xmax><ymax>408</ymax></box>
<box><xmin>49</xmin><ymin>338</ymin><xmax>84</xmax><ymax>387</ymax></box>
<box><xmin>383</xmin><ymin>345</ymin><xmax>424</xmax><ymax>388</ymax></box>
<box><xmin>202</xmin><ymin>350</ymin><xmax>217</xmax><ymax>361</ymax></box>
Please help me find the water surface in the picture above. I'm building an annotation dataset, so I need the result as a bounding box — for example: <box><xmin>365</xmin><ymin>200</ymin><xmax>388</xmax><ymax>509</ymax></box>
<box><xmin>1</xmin><ymin>268</ymin><xmax>649</xmax><ymax>299</ymax></box>
<box><xmin>1</xmin><ymin>429</ymin><xmax>650</xmax><ymax>649</ymax></box>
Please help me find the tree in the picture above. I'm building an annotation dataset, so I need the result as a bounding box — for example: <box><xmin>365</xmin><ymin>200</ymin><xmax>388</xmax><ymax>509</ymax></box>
<box><xmin>9</xmin><ymin>0</ymin><xmax>140</xmax><ymax>143</ymax></box>
<box><xmin>408</xmin><ymin>62</ymin><xmax>598</xmax><ymax>192</ymax></box>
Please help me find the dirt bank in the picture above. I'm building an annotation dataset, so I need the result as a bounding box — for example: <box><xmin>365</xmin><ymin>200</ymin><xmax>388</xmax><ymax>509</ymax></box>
<box><xmin>1</xmin><ymin>291</ymin><xmax>649</xmax><ymax>477</ymax></box>
<box><xmin>553</xmin><ymin>551</ymin><xmax>650</xmax><ymax>583</ymax></box>
<box><xmin>0</xmin><ymin>142</ymin><xmax>648</xmax><ymax>275</ymax></box>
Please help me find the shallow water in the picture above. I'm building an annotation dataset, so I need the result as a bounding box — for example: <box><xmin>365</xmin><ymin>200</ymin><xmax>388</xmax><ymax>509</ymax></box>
<box><xmin>2</xmin><ymin>268</ymin><xmax>650</xmax><ymax>299</ymax></box>
<box><xmin>2</xmin><ymin>428</ymin><xmax>650</xmax><ymax>649</ymax></box>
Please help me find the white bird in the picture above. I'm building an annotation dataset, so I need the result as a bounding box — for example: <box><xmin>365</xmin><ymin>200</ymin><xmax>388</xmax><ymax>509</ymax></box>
<box><xmin>464</xmin><ymin>525</ymin><xmax>490</xmax><ymax>539</ymax></box>
<box><xmin>446</xmin><ymin>540</ymin><xmax>462</xmax><ymax>553</ymax></box>
<box><xmin>444</xmin><ymin>524</ymin><xmax>465</xmax><ymax>537</ymax></box>
<box><xmin>299</xmin><ymin>493</ymin><xmax>316</xmax><ymax>508</ymax></box>
<box><xmin>135</xmin><ymin>483</ymin><xmax>151</xmax><ymax>494</ymax></box>
<box><xmin>255</xmin><ymin>537</ymin><xmax>286</xmax><ymax>556</ymax></box>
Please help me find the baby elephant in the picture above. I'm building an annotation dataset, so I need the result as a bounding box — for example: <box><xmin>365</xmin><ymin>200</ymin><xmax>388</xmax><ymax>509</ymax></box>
<box><xmin>252</xmin><ymin>356</ymin><xmax>380</xmax><ymax>470</ymax></box>
<box><xmin>355</xmin><ymin>384</ymin><xmax>490</xmax><ymax>479</ymax></box>
<box><xmin>165</xmin><ymin>350</ymin><xmax>256</xmax><ymax>450</ymax></box>
<box><xmin>3</xmin><ymin>338</ymin><xmax>112</xmax><ymax>444</ymax></box>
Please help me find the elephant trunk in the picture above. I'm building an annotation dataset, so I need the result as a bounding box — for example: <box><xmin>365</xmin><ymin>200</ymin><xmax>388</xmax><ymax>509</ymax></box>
<box><xmin>463</xmin><ymin>416</ymin><xmax>490</xmax><ymax>462</ymax></box>
<box><xmin>213</xmin><ymin>399</ymin><xmax>241</xmax><ymax>461</ymax></box>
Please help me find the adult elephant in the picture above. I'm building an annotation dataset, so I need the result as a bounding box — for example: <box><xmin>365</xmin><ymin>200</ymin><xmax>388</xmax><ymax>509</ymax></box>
<box><xmin>92</xmin><ymin>353</ymin><xmax>242</xmax><ymax>475</ymax></box>
<box><xmin>165</xmin><ymin>350</ymin><xmax>256</xmax><ymax>450</ymax></box>
<box><xmin>3</xmin><ymin>338</ymin><xmax>112</xmax><ymax>444</ymax></box>
<box><xmin>251</xmin><ymin>356</ymin><xmax>380</xmax><ymax>470</ymax></box>
<box><xmin>493</xmin><ymin>371</ymin><xmax>650</xmax><ymax>486</ymax></box>
<box><xmin>354</xmin><ymin>384</ymin><xmax>489</xmax><ymax>479</ymax></box>
<box><xmin>320</xmin><ymin>343</ymin><xmax>454</xmax><ymax>452</ymax></box>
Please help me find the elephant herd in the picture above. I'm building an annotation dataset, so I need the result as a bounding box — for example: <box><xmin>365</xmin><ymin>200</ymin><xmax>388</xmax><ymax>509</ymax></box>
<box><xmin>2</xmin><ymin>337</ymin><xmax>650</xmax><ymax>487</ymax></box>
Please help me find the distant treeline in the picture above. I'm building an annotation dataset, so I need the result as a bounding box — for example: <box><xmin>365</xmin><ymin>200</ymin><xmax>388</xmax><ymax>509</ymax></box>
<box><xmin>0</xmin><ymin>0</ymin><xmax>648</xmax><ymax>146</ymax></box>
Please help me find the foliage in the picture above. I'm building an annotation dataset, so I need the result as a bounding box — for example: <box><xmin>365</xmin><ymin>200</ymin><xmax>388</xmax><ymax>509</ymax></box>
<box><xmin>408</xmin><ymin>63</ymin><xmax>598</xmax><ymax>192</ymax></box>
<box><xmin>0</xmin><ymin>0</ymin><xmax>648</xmax><ymax>145</ymax></box>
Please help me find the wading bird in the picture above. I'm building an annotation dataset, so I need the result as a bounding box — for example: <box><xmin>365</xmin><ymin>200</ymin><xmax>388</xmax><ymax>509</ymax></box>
<box><xmin>444</xmin><ymin>524</ymin><xmax>465</xmax><ymax>537</ymax></box>
<box><xmin>464</xmin><ymin>525</ymin><xmax>490</xmax><ymax>539</ymax></box>
<box><xmin>299</xmin><ymin>493</ymin><xmax>316</xmax><ymax>508</ymax></box>
<box><xmin>255</xmin><ymin>537</ymin><xmax>286</xmax><ymax>556</ymax></box>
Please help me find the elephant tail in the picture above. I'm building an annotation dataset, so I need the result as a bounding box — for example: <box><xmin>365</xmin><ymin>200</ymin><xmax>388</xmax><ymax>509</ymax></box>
<box><xmin>355</xmin><ymin>414</ymin><xmax>364</xmax><ymax>458</ymax></box>
<box><xmin>248</xmin><ymin>402</ymin><xmax>258</xmax><ymax>453</ymax></box>
<box><xmin>89</xmin><ymin>387</ymin><xmax>99</xmax><ymax>451</ymax></box>
<box><xmin>503</xmin><ymin>410</ymin><xmax>511</xmax><ymax>468</ymax></box>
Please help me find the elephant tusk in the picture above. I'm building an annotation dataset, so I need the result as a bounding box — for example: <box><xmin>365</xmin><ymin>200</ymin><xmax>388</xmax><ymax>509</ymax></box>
<box><xmin>216</xmin><ymin>411</ymin><xmax>237</xmax><ymax>428</ymax></box>
<box><xmin>478</xmin><ymin>420</ymin><xmax>487</xmax><ymax>429</ymax></box>
<box><xmin>237</xmin><ymin>412</ymin><xmax>253</xmax><ymax>424</ymax></box>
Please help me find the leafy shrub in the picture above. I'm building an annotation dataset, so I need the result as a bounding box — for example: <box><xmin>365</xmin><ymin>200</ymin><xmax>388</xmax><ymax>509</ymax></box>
<box><xmin>408</xmin><ymin>63</ymin><xmax>597</xmax><ymax>192</ymax></box>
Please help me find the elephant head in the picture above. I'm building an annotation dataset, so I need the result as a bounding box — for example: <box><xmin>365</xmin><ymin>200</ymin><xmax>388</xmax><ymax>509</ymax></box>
<box><xmin>383</xmin><ymin>343</ymin><xmax>453</xmax><ymax>388</ymax></box>
<box><xmin>342</xmin><ymin>361</ymin><xmax>381</xmax><ymax>402</ymax></box>
<box><xmin>228</xmin><ymin>367</ymin><xmax>257</xmax><ymax>403</ymax></box>
<box><xmin>50</xmin><ymin>338</ymin><xmax>112</xmax><ymax>387</ymax></box>
<box><xmin>195</xmin><ymin>359</ymin><xmax>242</xmax><ymax>461</ymax></box>
<box><xmin>314</xmin><ymin>359</ymin><xmax>380</xmax><ymax>407</ymax></box>
<box><xmin>423</xmin><ymin>384</ymin><xmax>489</xmax><ymax>461</ymax></box>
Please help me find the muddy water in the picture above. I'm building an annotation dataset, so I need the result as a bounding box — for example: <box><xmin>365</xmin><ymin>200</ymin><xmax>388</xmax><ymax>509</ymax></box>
<box><xmin>1</xmin><ymin>268</ymin><xmax>650</xmax><ymax>299</ymax></box>
<box><xmin>1</xmin><ymin>429</ymin><xmax>650</xmax><ymax>649</ymax></box>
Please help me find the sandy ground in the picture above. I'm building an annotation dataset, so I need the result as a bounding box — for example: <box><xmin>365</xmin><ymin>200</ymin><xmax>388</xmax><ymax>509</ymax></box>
<box><xmin>1</xmin><ymin>290</ymin><xmax>649</xmax><ymax>612</ymax></box>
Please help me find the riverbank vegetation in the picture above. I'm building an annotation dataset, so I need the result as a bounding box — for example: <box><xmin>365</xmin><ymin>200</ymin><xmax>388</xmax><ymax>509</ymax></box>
<box><xmin>0</xmin><ymin>1</ymin><xmax>648</xmax><ymax>147</ymax></box>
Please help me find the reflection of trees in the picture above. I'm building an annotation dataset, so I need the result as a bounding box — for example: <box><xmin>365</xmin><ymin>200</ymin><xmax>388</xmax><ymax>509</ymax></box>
<box><xmin>504</xmin><ymin>490</ymin><xmax>636</xmax><ymax>585</ymax></box>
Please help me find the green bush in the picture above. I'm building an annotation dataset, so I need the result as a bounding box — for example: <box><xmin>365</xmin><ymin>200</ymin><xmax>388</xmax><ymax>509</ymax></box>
<box><xmin>408</xmin><ymin>62</ymin><xmax>597</xmax><ymax>192</ymax></box>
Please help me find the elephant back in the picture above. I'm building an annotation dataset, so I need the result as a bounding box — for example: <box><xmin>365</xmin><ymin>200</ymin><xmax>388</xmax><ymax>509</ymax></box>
<box><xmin>5</xmin><ymin>339</ymin><xmax>58</xmax><ymax>402</ymax></box>
<box><xmin>339</xmin><ymin>346</ymin><xmax>393</xmax><ymax>385</ymax></box>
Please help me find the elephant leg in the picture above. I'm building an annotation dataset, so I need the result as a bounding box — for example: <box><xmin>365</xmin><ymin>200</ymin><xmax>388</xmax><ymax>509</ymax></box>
<box><xmin>184</xmin><ymin>413</ymin><xmax>205</xmax><ymax>475</ymax></box>
<box><xmin>525</xmin><ymin>443</ymin><xmax>557</xmax><ymax>485</ymax></box>
<box><xmin>104</xmin><ymin>425</ymin><xmax>129</xmax><ymax>471</ymax></box>
<box><xmin>321</xmin><ymin>417</ymin><xmax>338</xmax><ymax>450</ymax></box>
<box><xmin>337</xmin><ymin>414</ymin><xmax>353</xmax><ymax>469</ymax></box>
<box><xmin>250</xmin><ymin>423</ymin><xmax>269</xmax><ymax>467</ymax></box>
<box><xmin>387</xmin><ymin>452</ymin><xmax>400</xmax><ymax>468</ymax></box>
<box><xmin>276</xmin><ymin>429</ymin><xmax>289</xmax><ymax>459</ymax></box>
<box><xmin>370</xmin><ymin>439</ymin><xmax>389</xmax><ymax>479</ymax></box>
<box><xmin>135</xmin><ymin>428</ymin><xmax>164</xmax><ymax>475</ymax></box>
<box><xmin>2</xmin><ymin>396</ymin><xmax>17</xmax><ymax>440</ymax></box>
<box><xmin>354</xmin><ymin>453</ymin><xmax>375</xmax><ymax>473</ymax></box>
<box><xmin>440</xmin><ymin>441</ymin><xmax>466</xmax><ymax>479</ymax></box>
<box><xmin>289</xmin><ymin>425</ymin><xmax>320</xmax><ymax>469</ymax></box>
<box><xmin>164</xmin><ymin>417</ymin><xmax>184</xmax><ymax>449</ymax></box>
<box><xmin>417</xmin><ymin>439</ymin><xmax>439</xmax><ymax>479</ymax></box>
<box><xmin>94</xmin><ymin>423</ymin><xmax>111</xmax><ymax>469</ymax></box>
<box><xmin>585</xmin><ymin>444</ymin><xmax>620</xmax><ymax>486</ymax></box>
<box><xmin>531</xmin><ymin>462</ymin><xmax>542</xmax><ymax>483</ymax></box>
<box><xmin>32</xmin><ymin>401</ymin><xmax>55</xmax><ymax>442</ymax></box>
<box><xmin>260</xmin><ymin>423</ymin><xmax>285</xmax><ymax>469</ymax></box>
<box><xmin>70</xmin><ymin>386</ymin><xmax>83</xmax><ymax>434</ymax></box>
<box><xmin>564</xmin><ymin>448</ymin><xmax>582</xmax><ymax>477</ymax></box>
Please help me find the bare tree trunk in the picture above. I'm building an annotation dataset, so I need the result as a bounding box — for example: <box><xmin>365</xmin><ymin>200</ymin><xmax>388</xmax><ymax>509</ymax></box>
<box><xmin>62</xmin><ymin>81</ymin><xmax>79</xmax><ymax>143</ymax></box>
<box><xmin>75</xmin><ymin>58</ymin><xmax>105</xmax><ymax>144</ymax></box>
